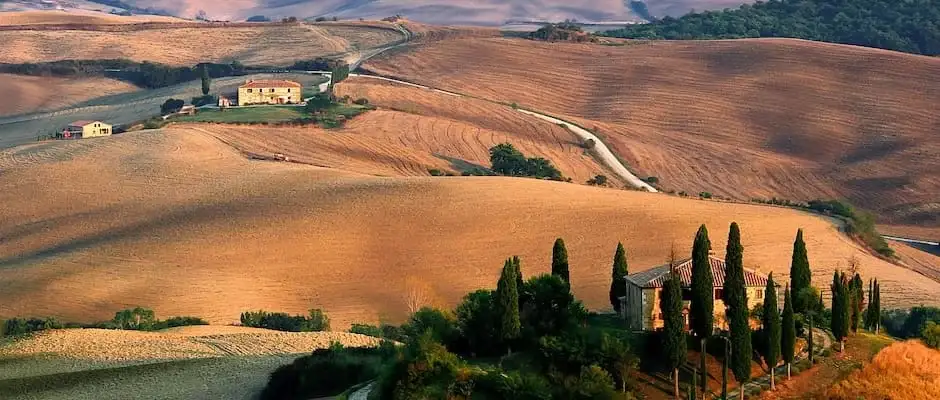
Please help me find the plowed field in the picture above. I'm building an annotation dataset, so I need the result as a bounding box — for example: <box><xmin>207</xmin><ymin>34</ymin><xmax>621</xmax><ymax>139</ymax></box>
<box><xmin>0</xmin><ymin>74</ymin><xmax>138</xmax><ymax>117</ymax></box>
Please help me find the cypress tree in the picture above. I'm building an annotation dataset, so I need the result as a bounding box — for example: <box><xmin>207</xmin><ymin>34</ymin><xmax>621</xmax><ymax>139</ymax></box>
<box><xmin>873</xmin><ymin>279</ymin><xmax>881</xmax><ymax>333</ymax></box>
<box><xmin>551</xmin><ymin>238</ymin><xmax>570</xmax><ymax>284</ymax></box>
<box><xmin>690</xmin><ymin>224</ymin><xmax>714</xmax><ymax>339</ymax></box>
<box><xmin>609</xmin><ymin>242</ymin><xmax>629</xmax><ymax>312</ymax></box>
<box><xmin>495</xmin><ymin>258</ymin><xmax>521</xmax><ymax>353</ymax></box>
<box><xmin>660</xmin><ymin>268</ymin><xmax>686</xmax><ymax>400</ymax></box>
<box><xmin>831</xmin><ymin>271</ymin><xmax>850</xmax><ymax>352</ymax></box>
<box><xmin>790</xmin><ymin>229</ymin><xmax>812</xmax><ymax>313</ymax></box>
<box><xmin>781</xmin><ymin>285</ymin><xmax>796</xmax><ymax>380</ymax></box>
<box><xmin>864</xmin><ymin>278</ymin><xmax>873</xmax><ymax>330</ymax></box>
<box><xmin>723</xmin><ymin>222</ymin><xmax>751</xmax><ymax>398</ymax></box>
<box><xmin>513</xmin><ymin>256</ymin><xmax>525</xmax><ymax>308</ymax></box>
<box><xmin>850</xmin><ymin>273</ymin><xmax>864</xmax><ymax>333</ymax></box>
<box><xmin>760</xmin><ymin>273</ymin><xmax>781</xmax><ymax>390</ymax></box>
<box><xmin>200</xmin><ymin>64</ymin><xmax>211</xmax><ymax>95</ymax></box>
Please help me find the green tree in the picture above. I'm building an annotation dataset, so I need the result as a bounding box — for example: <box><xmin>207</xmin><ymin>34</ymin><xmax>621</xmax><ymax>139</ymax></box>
<box><xmin>660</xmin><ymin>269</ymin><xmax>686</xmax><ymax>399</ymax></box>
<box><xmin>690</xmin><ymin>224</ymin><xmax>714</xmax><ymax>340</ymax></box>
<box><xmin>831</xmin><ymin>271</ymin><xmax>850</xmax><ymax>352</ymax></box>
<box><xmin>304</xmin><ymin>92</ymin><xmax>332</xmax><ymax>112</ymax></box>
<box><xmin>865</xmin><ymin>278</ymin><xmax>874</xmax><ymax>331</ymax></box>
<box><xmin>790</xmin><ymin>229</ymin><xmax>812</xmax><ymax>313</ymax></box>
<box><xmin>922</xmin><ymin>321</ymin><xmax>940</xmax><ymax>349</ymax></box>
<box><xmin>305</xmin><ymin>309</ymin><xmax>330</xmax><ymax>332</ymax></box>
<box><xmin>723</xmin><ymin>222</ymin><xmax>751</xmax><ymax>398</ymax></box>
<box><xmin>849</xmin><ymin>273</ymin><xmax>864</xmax><ymax>333</ymax></box>
<box><xmin>200</xmin><ymin>64</ymin><xmax>210</xmax><ymax>95</ymax></box>
<box><xmin>609</xmin><ymin>242</ymin><xmax>628</xmax><ymax>312</ymax></box>
<box><xmin>781</xmin><ymin>285</ymin><xmax>796</xmax><ymax>380</ymax></box>
<box><xmin>760</xmin><ymin>273</ymin><xmax>781</xmax><ymax>390</ymax></box>
<box><xmin>520</xmin><ymin>274</ymin><xmax>578</xmax><ymax>338</ymax></box>
<box><xmin>873</xmin><ymin>279</ymin><xmax>881</xmax><ymax>333</ymax></box>
<box><xmin>496</xmin><ymin>257</ymin><xmax>521</xmax><ymax>353</ymax></box>
<box><xmin>489</xmin><ymin>143</ymin><xmax>528</xmax><ymax>176</ymax></box>
<box><xmin>552</xmin><ymin>238</ymin><xmax>570</xmax><ymax>284</ymax></box>
<box><xmin>455</xmin><ymin>289</ymin><xmax>497</xmax><ymax>356</ymax></box>
<box><xmin>513</xmin><ymin>256</ymin><xmax>525</xmax><ymax>307</ymax></box>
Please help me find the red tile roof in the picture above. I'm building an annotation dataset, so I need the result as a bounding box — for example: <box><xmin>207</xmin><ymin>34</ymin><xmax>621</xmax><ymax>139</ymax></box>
<box><xmin>239</xmin><ymin>79</ymin><xmax>302</xmax><ymax>89</ymax></box>
<box><xmin>626</xmin><ymin>256</ymin><xmax>769</xmax><ymax>288</ymax></box>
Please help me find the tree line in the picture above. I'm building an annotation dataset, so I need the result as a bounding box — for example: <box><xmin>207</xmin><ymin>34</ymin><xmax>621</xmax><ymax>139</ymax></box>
<box><xmin>1</xmin><ymin>307</ymin><xmax>206</xmax><ymax>336</ymax></box>
<box><xmin>603</xmin><ymin>0</ymin><xmax>940</xmax><ymax>56</ymax></box>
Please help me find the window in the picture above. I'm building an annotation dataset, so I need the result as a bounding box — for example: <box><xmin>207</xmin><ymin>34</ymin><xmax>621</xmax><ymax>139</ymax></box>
<box><xmin>287</xmin><ymin>88</ymin><xmax>291</xmax><ymax>93</ymax></box>
<box><xmin>270</xmin><ymin>88</ymin><xmax>275</xmax><ymax>92</ymax></box>
<box><xmin>756</xmin><ymin>290</ymin><xmax>763</xmax><ymax>300</ymax></box>
<box><xmin>247</xmin><ymin>89</ymin><xmax>253</xmax><ymax>93</ymax></box>
<box><xmin>715</xmin><ymin>288</ymin><xmax>724</xmax><ymax>300</ymax></box>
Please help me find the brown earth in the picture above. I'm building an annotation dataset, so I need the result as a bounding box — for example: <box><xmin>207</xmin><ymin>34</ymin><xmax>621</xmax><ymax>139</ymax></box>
<box><xmin>0</xmin><ymin>23</ymin><xmax>402</xmax><ymax>65</ymax></box>
<box><xmin>1</xmin><ymin>129</ymin><xmax>937</xmax><ymax>329</ymax></box>
<box><xmin>0</xmin><ymin>74</ymin><xmax>139</xmax><ymax>117</ymax></box>
<box><xmin>363</xmin><ymin>37</ymin><xmax>940</xmax><ymax>239</ymax></box>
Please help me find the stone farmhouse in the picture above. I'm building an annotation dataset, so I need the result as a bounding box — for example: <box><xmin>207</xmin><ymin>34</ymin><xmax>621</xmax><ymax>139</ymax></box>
<box><xmin>62</xmin><ymin>120</ymin><xmax>111</xmax><ymax>139</ymax></box>
<box><xmin>237</xmin><ymin>79</ymin><xmax>302</xmax><ymax>106</ymax></box>
<box><xmin>620</xmin><ymin>254</ymin><xmax>769</xmax><ymax>332</ymax></box>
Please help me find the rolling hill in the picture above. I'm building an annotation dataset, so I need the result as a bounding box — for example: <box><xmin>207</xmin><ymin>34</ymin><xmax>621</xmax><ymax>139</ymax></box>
<box><xmin>363</xmin><ymin>37</ymin><xmax>940</xmax><ymax>239</ymax></box>
<box><xmin>0</xmin><ymin>128</ymin><xmax>936</xmax><ymax>329</ymax></box>
<box><xmin>0</xmin><ymin>74</ymin><xmax>139</xmax><ymax>117</ymax></box>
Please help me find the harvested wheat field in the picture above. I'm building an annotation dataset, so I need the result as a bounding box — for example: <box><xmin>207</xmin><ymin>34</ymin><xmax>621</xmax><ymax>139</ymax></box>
<box><xmin>0</xmin><ymin>10</ymin><xmax>188</xmax><ymax>25</ymax></box>
<box><xmin>193</xmin><ymin>77</ymin><xmax>616</xmax><ymax>183</ymax></box>
<box><xmin>1</xmin><ymin>129</ymin><xmax>937</xmax><ymax>328</ymax></box>
<box><xmin>0</xmin><ymin>74</ymin><xmax>138</xmax><ymax>117</ymax></box>
<box><xmin>892</xmin><ymin>242</ymin><xmax>940</xmax><ymax>285</ymax></box>
<box><xmin>827</xmin><ymin>340</ymin><xmax>940</xmax><ymax>400</ymax></box>
<box><xmin>0</xmin><ymin>23</ymin><xmax>402</xmax><ymax>65</ymax></box>
<box><xmin>0</xmin><ymin>327</ymin><xmax>381</xmax><ymax>362</ymax></box>
<box><xmin>364</xmin><ymin>37</ymin><xmax>940</xmax><ymax>236</ymax></box>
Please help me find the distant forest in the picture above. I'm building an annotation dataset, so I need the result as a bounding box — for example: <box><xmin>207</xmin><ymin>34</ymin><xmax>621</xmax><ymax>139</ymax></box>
<box><xmin>604</xmin><ymin>0</ymin><xmax>940</xmax><ymax>56</ymax></box>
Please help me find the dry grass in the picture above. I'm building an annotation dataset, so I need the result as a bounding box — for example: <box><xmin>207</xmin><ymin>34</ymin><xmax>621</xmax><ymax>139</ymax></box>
<box><xmin>0</xmin><ymin>128</ymin><xmax>936</xmax><ymax>329</ymax></box>
<box><xmin>892</xmin><ymin>242</ymin><xmax>940</xmax><ymax>284</ymax></box>
<box><xmin>0</xmin><ymin>10</ymin><xmax>188</xmax><ymax>25</ymax></box>
<box><xmin>827</xmin><ymin>340</ymin><xmax>940</xmax><ymax>400</ymax></box>
<box><xmin>0</xmin><ymin>74</ymin><xmax>139</xmax><ymax>117</ymax></box>
<box><xmin>364</xmin><ymin>37</ymin><xmax>940</xmax><ymax>235</ymax></box>
<box><xmin>0</xmin><ymin>327</ymin><xmax>382</xmax><ymax>362</ymax></box>
<box><xmin>194</xmin><ymin>77</ymin><xmax>616</xmax><ymax>184</ymax></box>
<box><xmin>0</xmin><ymin>23</ymin><xmax>401</xmax><ymax>65</ymax></box>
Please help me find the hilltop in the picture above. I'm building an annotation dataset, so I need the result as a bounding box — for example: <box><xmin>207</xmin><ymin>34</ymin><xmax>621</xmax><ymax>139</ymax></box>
<box><xmin>363</xmin><ymin>37</ymin><xmax>940</xmax><ymax>239</ymax></box>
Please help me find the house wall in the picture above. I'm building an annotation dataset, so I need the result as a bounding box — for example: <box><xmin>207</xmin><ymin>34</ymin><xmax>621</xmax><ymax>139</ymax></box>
<box><xmin>237</xmin><ymin>85</ymin><xmax>301</xmax><ymax>106</ymax></box>
<box><xmin>644</xmin><ymin>286</ymin><xmax>766</xmax><ymax>331</ymax></box>
<box><xmin>622</xmin><ymin>280</ymin><xmax>645</xmax><ymax>331</ymax></box>
<box><xmin>80</xmin><ymin>122</ymin><xmax>111</xmax><ymax>138</ymax></box>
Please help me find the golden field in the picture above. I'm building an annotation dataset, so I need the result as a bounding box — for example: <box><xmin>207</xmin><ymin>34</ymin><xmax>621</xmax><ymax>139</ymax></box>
<box><xmin>827</xmin><ymin>340</ymin><xmax>940</xmax><ymax>400</ymax></box>
<box><xmin>0</xmin><ymin>74</ymin><xmax>139</xmax><ymax>117</ymax></box>
<box><xmin>364</xmin><ymin>37</ymin><xmax>940</xmax><ymax>238</ymax></box>
<box><xmin>193</xmin><ymin>77</ymin><xmax>616</xmax><ymax>184</ymax></box>
<box><xmin>0</xmin><ymin>129</ymin><xmax>937</xmax><ymax>328</ymax></box>
<box><xmin>0</xmin><ymin>10</ymin><xmax>188</xmax><ymax>25</ymax></box>
<box><xmin>0</xmin><ymin>23</ymin><xmax>402</xmax><ymax>65</ymax></box>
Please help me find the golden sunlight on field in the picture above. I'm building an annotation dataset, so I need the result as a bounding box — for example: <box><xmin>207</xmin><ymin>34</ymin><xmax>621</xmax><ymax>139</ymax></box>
<box><xmin>827</xmin><ymin>340</ymin><xmax>940</xmax><ymax>400</ymax></box>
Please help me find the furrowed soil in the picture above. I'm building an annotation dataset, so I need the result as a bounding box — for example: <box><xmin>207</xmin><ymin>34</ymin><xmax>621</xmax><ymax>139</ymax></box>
<box><xmin>195</xmin><ymin>77</ymin><xmax>617</xmax><ymax>184</ymax></box>
<box><xmin>0</xmin><ymin>74</ymin><xmax>139</xmax><ymax>117</ymax></box>
<box><xmin>1</xmin><ymin>128</ymin><xmax>937</xmax><ymax>328</ymax></box>
<box><xmin>363</xmin><ymin>37</ymin><xmax>940</xmax><ymax>237</ymax></box>
<box><xmin>0</xmin><ymin>22</ymin><xmax>402</xmax><ymax>65</ymax></box>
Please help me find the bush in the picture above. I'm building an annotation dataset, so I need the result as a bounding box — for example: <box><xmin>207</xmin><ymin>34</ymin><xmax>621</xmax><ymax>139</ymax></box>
<box><xmin>240</xmin><ymin>309</ymin><xmax>331</xmax><ymax>332</ymax></box>
<box><xmin>306</xmin><ymin>309</ymin><xmax>330</xmax><ymax>332</ymax></box>
<box><xmin>261</xmin><ymin>344</ymin><xmax>384</xmax><ymax>400</ymax></box>
<box><xmin>644</xmin><ymin>176</ymin><xmax>659</xmax><ymax>184</ymax></box>
<box><xmin>113</xmin><ymin>307</ymin><xmax>156</xmax><ymax>330</ymax></box>
<box><xmin>489</xmin><ymin>143</ymin><xmax>562</xmax><ymax>180</ymax></box>
<box><xmin>428</xmin><ymin>169</ymin><xmax>445</xmax><ymax>176</ymax></box>
<box><xmin>922</xmin><ymin>321</ymin><xmax>940</xmax><ymax>349</ymax></box>
<box><xmin>152</xmin><ymin>316</ymin><xmax>208</xmax><ymax>330</ymax></box>
<box><xmin>474</xmin><ymin>369</ymin><xmax>552</xmax><ymax>399</ymax></box>
<box><xmin>403</xmin><ymin>307</ymin><xmax>458</xmax><ymax>345</ymax></box>
<box><xmin>314</xmin><ymin>16</ymin><xmax>327</xmax><ymax>22</ymax></box>
<box><xmin>587</xmin><ymin>175</ymin><xmax>608</xmax><ymax>186</ymax></box>
<box><xmin>1</xmin><ymin>317</ymin><xmax>62</xmax><ymax>337</ymax></box>
<box><xmin>699</xmin><ymin>192</ymin><xmax>713</xmax><ymax>199</ymax></box>
<box><xmin>191</xmin><ymin>95</ymin><xmax>215</xmax><ymax>107</ymax></box>
<box><xmin>160</xmin><ymin>98</ymin><xmax>185</xmax><ymax>114</ymax></box>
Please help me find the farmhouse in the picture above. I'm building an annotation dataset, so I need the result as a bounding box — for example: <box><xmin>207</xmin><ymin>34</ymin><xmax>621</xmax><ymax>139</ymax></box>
<box><xmin>237</xmin><ymin>79</ymin><xmax>302</xmax><ymax>106</ymax></box>
<box><xmin>620</xmin><ymin>254</ymin><xmax>769</xmax><ymax>332</ymax></box>
<box><xmin>62</xmin><ymin>120</ymin><xmax>111</xmax><ymax>139</ymax></box>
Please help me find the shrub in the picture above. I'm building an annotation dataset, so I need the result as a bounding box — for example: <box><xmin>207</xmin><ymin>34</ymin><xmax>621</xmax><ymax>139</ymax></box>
<box><xmin>152</xmin><ymin>316</ymin><xmax>208</xmax><ymax>330</ymax></box>
<box><xmin>644</xmin><ymin>176</ymin><xmax>659</xmax><ymax>184</ymax></box>
<box><xmin>113</xmin><ymin>307</ymin><xmax>156</xmax><ymax>330</ymax></box>
<box><xmin>587</xmin><ymin>175</ymin><xmax>608</xmax><ymax>186</ymax></box>
<box><xmin>474</xmin><ymin>369</ymin><xmax>552</xmax><ymax>399</ymax></box>
<box><xmin>428</xmin><ymin>169</ymin><xmax>445</xmax><ymax>176</ymax></box>
<box><xmin>552</xmin><ymin>365</ymin><xmax>616</xmax><ymax>399</ymax></box>
<box><xmin>240</xmin><ymin>309</ymin><xmax>331</xmax><ymax>332</ymax></box>
<box><xmin>191</xmin><ymin>95</ymin><xmax>215</xmax><ymax>107</ymax></box>
<box><xmin>583</xmin><ymin>138</ymin><xmax>596</xmax><ymax>149</ymax></box>
<box><xmin>160</xmin><ymin>98</ymin><xmax>185</xmax><ymax>114</ymax></box>
<box><xmin>305</xmin><ymin>309</ymin><xmax>330</xmax><ymax>332</ymax></box>
<box><xmin>314</xmin><ymin>16</ymin><xmax>327</xmax><ymax>22</ymax></box>
<box><xmin>921</xmin><ymin>321</ymin><xmax>940</xmax><ymax>349</ymax></box>
<box><xmin>403</xmin><ymin>307</ymin><xmax>458</xmax><ymax>345</ymax></box>
<box><xmin>1</xmin><ymin>317</ymin><xmax>62</xmax><ymax>337</ymax></box>
<box><xmin>699</xmin><ymin>192</ymin><xmax>713</xmax><ymax>199</ymax></box>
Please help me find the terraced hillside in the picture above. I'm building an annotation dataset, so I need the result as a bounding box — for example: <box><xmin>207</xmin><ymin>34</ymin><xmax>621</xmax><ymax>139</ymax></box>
<box><xmin>0</xmin><ymin>128</ymin><xmax>936</xmax><ymax>329</ymax></box>
<box><xmin>364</xmin><ymin>37</ymin><xmax>940</xmax><ymax>238</ymax></box>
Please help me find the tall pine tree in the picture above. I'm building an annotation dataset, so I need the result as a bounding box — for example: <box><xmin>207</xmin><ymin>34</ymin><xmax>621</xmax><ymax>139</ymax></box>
<box><xmin>513</xmin><ymin>256</ymin><xmax>524</xmax><ymax>308</ymax></box>
<box><xmin>200</xmin><ymin>64</ymin><xmax>211</xmax><ymax>95</ymax></box>
<box><xmin>831</xmin><ymin>271</ymin><xmax>850</xmax><ymax>352</ymax></box>
<box><xmin>690</xmin><ymin>224</ymin><xmax>714</xmax><ymax>340</ymax></box>
<box><xmin>850</xmin><ymin>273</ymin><xmax>864</xmax><ymax>333</ymax></box>
<box><xmin>660</xmin><ymin>268</ymin><xmax>686</xmax><ymax>400</ymax></box>
<box><xmin>760</xmin><ymin>273</ymin><xmax>781</xmax><ymax>390</ymax></box>
<box><xmin>551</xmin><ymin>238</ymin><xmax>570</xmax><ymax>284</ymax></box>
<box><xmin>724</xmin><ymin>222</ymin><xmax>751</xmax><ymax>399</ymax></box>
<box><xmin>790</xmin><ymin>229</ymin><xmax>812</xmax><ymax>313</ymax></box>
<box><xmin>496</xmin><ymin>258</ymin><xmax>521</xmax><ymax>353</ymax></box>
<box><xmin>609</xmin><ymin>242</ymin><xmax>629</xmax><ymax>312</ymax></box>
<box><xmin>873</xmin><ymin>279</ymin><xmax>881</xmax><ymax>333</ymax></box>
<box><xmin>781</xmin><ymin>285</ymin><xmax>796</xmax><ymax>380</ymax></box>
<box><xmin>864</xmin><ymin>278</ymin><xmax>874</xmax><ymax>330</ymax></box>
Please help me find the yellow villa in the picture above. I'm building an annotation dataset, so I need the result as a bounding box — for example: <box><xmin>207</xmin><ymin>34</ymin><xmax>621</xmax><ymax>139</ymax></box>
<box><xmin>62</xmin><ymin>120</ymin><xmax>112</xmax><ymax>139</ymax></box>
<box><xmin>237</xmin><ymin>79</ymin><xmax>302</xmax><ymax>106</ymax></box>
<box><xmin>620</xmin><ymin>254</ymin><xmax>769</xmax><ymax>332</ymax></box>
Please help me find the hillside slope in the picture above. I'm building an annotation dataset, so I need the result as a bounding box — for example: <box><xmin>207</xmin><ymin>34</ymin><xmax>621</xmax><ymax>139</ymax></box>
<box><xmin>0</xmin><ymin>128</ymin><xmax>936</xmax><ymax>328</ymax></box>
<box><xmin>364</xmin><ymin>37</ymin><xmax>940</xmax><ymax>238</ymax></box>
<box><xmin>0</xmin><ymin>74</ymin><xmax>139</xmax><ymax>118</ymax></box>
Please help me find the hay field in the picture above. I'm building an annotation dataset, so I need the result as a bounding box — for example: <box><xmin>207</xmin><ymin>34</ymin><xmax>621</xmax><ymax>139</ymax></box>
<box><xmin>0</xmin><ymin>23</ymin><xmax>402</xmax><ymax>65</ymax></box>
<box><xmin>364</xmin><ymin>37</ymin><xmax>940</xmax><ymax>236</ymax></box>
<box><xmin>0</xmin><ymin>73</ymin><xmax>323</xmax><ymax>149</ymax></box>
<box><xmin>193</xmin><ymin>77</ymin><xmax>615</xmax><ymax>183</ymax></box>
<box><xmin>0</xmin><ymin>10</ymin><xmax>188</xmax><ymax>25</ymax></box>
<box><xmin>827</xmin><ymin>340</ymin><xmax>940</xmax><ymax>400</ymax></box>
<box><xmin>0</xmin><ymin>74</ymin><xmax>139</xmax><ymax>117</ymax></box>
<box><xmin>0</xmin><ymin>128</ymin><xmax>937</xmax><ymax>328</ymax></box>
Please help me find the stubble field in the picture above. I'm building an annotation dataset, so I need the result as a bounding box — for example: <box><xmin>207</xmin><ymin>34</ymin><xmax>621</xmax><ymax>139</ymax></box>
<box><xmin>0</xmin><ymin>128</ymin><xmax>936</xmax><ymax>329</ymax></box>
<box><xmin>364</xmin><ymin>37</ymin><xmax>940</xmax><ymax>239</ymax></box>
<box><xmin>0</xmin><ymin>74</ymin><xmax>139</xmax><ymax>117</ymax></box>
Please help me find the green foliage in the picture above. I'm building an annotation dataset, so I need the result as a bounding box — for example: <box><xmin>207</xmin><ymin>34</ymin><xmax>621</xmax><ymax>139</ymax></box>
<box><xmin>496</xmin><ymin>258</ymin><xmax>522</xmax><ymax>348</ymax></box>
<box><xmin>552</xmin><ymin>238</ymin><xmax>570</xmax><ymax>284</ymax></box>
<box><xmin>922</xmin><ymin>321</ymin><xmax>940</xmax><ymax>349</ymax></box>
<box><xmin>473</xmin><ymin>369</ymin><xmax>553</xmax><ymax>400</ymax></box>
<box><xmin>261</xmin><ymin>344</ymin><xmax>386</xmax><ymax>400</ymax></box>
<box><xmin>609</xmin><ymin>242</ymin><xmax>629</xmax><ymax>312</ymax></box>
<box><xmin>553</xmin><ymin>365</ymin><xmax>616</xmax><ymax>399</ymax></box>
<box><xmin>1</xmin><ymin>317</ymin><xmax>62</xmax><ymax>337</ymax></box>
<box><xmin>849</xmin><ymin>273</ymin><xmax>864</xmax><ymax>332</ymax></box>
<box><xmin>353</xmin><ymin>98</ymin><xmax>369</xmax><ymax>105</ymax></box>
<box><xmin>660</xmin><ymin>272</ymin><xmax>686</xmax><ymax>372</ymax></box>
<box><xmin>160</xmin><ymin>98</ymin><xmax>185</xmax><ymax>114</ymax></box>
<box><xmin>690</xmin><ymin>224</ymin><xmax>714</xmax><ymax>339</ymax></box>
<box><xmin>530</xmin><ymin>21</ymin><xmax>594</xmax><ymax>43</ymax></box>
<box><xmin>113</xmin><ymin>307</ymin><xmax>156</xmax><ymax>330</ymax></box>
<box><xmin>781</xmin><ymin>285</ymin><xmax>796</xmax><ymax>365</ymax></box>
<box><xmin>378</xmin><ymin>332</ymin><xmax>463</xmax><ymax>400</ymax></box>
<box><xmin>455</xmin><ymin>289</ymin><xmax>499</xmax><ymax>356</ymax></box>
<box><xmin>403</xmin><ymin>307</ymin><xmax>457</xmax><ymax>345</ymax></box>
<box><xmin>536</xmin><ymin>329</ymin><xmax>631</xmax><ymax>397</ymax></box>
<box><xmin>191</xmin><ymin>94</ymin><xmax>215</xmax><ymax>107</ymax></box>
<box><xmin>305</xmin><ymin>92</ymin><xmax>333</xmax><ymax>113</ymax></box>
<box><xmin>521</xmin><ymin>274</ymin><xmax>583</xmax><ymax>339</ymax></box>
<box><xmin>760</xmin><ymin>273</ymin><xmax>781</xmax><ymax>372</ymax></box>
<box><xmin>200</xmin><ymin>64</ymin><xmax>210</xmax><ymax>95</ymax></box>
<box><xmin>698</xmin><ymin>192</ymin><xmax>712</xmax><ymax>199</ymax></box>
<box><xmin>331</xmin><ymin>64</ymin><xmax>350</xmax><ymax>86</ymax></box>
<box><xmin>587</xmin><ymin>174</ymin><xmax>609</xmax><ymax>186</ymax></box>
<box><xmin>724</xmin><ymin>222</ymin><xmax>752</xmax><ymax>384</ymax></box>
<box><xmin>830</xmin><ymin>271</ymin><xmax>851</xmax><ymax>343</ymax></box>
<box><xmin>239</xmin><ymin>309</ymin><xmax>331</xmax><ymax>332</ymax></box>
<box><xmin>790</xmin><ymin>229</ymin><xmax>812</xmax><ymax>314</ymax></box>
<box><xmin>348</xmin><ymin>323</ymin><xmax>406</xmax><ymax>341</ymax></box>
<box><xmin>247</xmin><ymin>15</ymin><xmax>270</xmax><ymax>22</ymax></box>
<box><xmin>883</xmin><ymin>306</ymin><xmax>940</xmax><ymax>339</ymax></box>
<box><xmin>603</xmin><ymin>0</ymin><xmax>940</xmax><ymax>56</ymax></box>
<box><xmin>489</xmin><ymin>143</ymin><xmax>563</xmax><ymax>180</ymax></box>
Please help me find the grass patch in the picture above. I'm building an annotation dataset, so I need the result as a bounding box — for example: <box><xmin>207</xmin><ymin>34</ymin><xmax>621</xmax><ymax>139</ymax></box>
<box><xmin>175</xmin><ymin>106</ymin><xmax>306</xmax><ymax>124</ymax></box>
